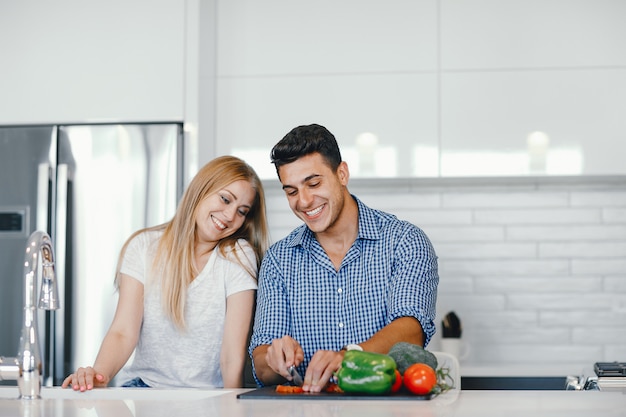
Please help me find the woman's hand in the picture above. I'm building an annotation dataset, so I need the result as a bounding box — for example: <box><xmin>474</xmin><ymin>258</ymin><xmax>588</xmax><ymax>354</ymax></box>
<box><xmin>61</xmin><ymin>366</ymin><xmax>109</xmax><ymax>391</ymax></box>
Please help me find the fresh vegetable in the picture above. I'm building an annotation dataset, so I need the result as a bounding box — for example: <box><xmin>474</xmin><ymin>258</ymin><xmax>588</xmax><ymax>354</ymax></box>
<box><xmin>336</xmin><ymin>350</ymin><xmax>397</xmax><ymax>395</ymax></box>
<box><xmin>324</xmin><ymin>383</ymin><xmax>343</xmax><ymax>393</ymax></box>
<box><xmin>391</xmin><ymin>369</ymin><xmax>403</xmax><ymax>393</ymax></box>
<box><xmin>387</xmin><ymin>342</ymin><xmax>438</xmax><ymax>374</ymax></box>
<box><xmin>275</xmin><ymin>385</ymin><xmax>304</xmax><ymax>394</ymax></box>
<box><xmin>403</xmin><ymin>363</ymin><xmax>437</xmax><ymax>395</ymax></box>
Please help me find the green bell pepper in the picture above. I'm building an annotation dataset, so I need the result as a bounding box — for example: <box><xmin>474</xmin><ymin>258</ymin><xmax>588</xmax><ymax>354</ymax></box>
<box><xmin>336</xmin><ymin>350</ymin><xmax>398</xmax><ymax>395</ymax></box>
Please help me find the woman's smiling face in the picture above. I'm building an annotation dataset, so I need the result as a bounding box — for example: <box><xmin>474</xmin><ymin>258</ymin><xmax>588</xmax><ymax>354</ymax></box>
<box><xmin>195</xmin><ymin>179</ymin><xmax>256</xmax><ymax>245</ymax></box>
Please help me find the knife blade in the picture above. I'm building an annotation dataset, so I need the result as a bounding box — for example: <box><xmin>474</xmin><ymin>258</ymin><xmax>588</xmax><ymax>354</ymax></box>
<box><xmin>287</xmin><ymin>365</ymin><xmax>304</xmax><ymax>386</ymax></box>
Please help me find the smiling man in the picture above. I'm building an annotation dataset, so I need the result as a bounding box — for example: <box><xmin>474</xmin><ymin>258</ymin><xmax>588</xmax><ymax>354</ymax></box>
<box><xmin>249</xmin><ymin>124</ymin><xmax>439</xmax><ymax>392</ymax></box>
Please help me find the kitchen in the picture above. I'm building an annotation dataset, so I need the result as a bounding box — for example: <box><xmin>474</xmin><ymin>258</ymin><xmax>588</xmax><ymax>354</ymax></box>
<box><xmin>1</xmin><ymin>0</ymin><xmax>625</xmax><ymax>414</ymax></box>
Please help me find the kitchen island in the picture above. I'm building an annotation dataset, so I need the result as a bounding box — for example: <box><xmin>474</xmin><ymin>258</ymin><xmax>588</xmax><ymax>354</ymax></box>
<box><xmin>0</xmin><ymin>386</ymin><xmax>624</xmax><ymax>417</ymax></box>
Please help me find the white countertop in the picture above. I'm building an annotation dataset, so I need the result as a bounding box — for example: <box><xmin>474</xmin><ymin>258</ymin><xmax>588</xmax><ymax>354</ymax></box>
<box><xmin>1</xmin><ymin>386</ymin><xmax>624</xmax><ymax>417</ymax></box>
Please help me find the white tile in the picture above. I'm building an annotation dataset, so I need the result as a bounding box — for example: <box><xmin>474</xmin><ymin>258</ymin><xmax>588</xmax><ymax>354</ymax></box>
<box><xmin>604</xmin><ymin>208</ymin><xmax>626</xmax><ymax>223</ymax></box>
<box><xmin>475</xmin><ymin>277</ymin><xmax>602</xmax><ymax>294</ymax></box>
<box><xmin>440</xmin><ymin>0</ymin><xmax>626</xmax><ymax>69</ymax></box>
<box><xmin>398</xmin><ymin>210</ymin><xmax>473</xmax><ymax>226</ymax></box>
<box><xmin>472</xmin><ymin>327</ymin><xmax>570</xmax><ymax>344</ymax></box>
<box><xmin>442</xmin><ymin>192</ymin><xmax>569</xmax><ymax>208</ymax></box>
<box><xmin>217</xmin><ymin>0</ymin><xmax>438</xmax><ymax>76</ymax></box>
<box><xmin>470</xmin><ymin>345</ymin><xmax>602</xmax><ymax>365</ymax></box>
<box><xmin>465</xmin><ymin>311</ymin><xmax>538</xmax><ymax>328</ymax></box>
<box><xmin>541</xmin><ymin>310</ymin><xmax>626</xmax><ymax>327</ymax></box>
<box><xmin>571</xmin><ymin>190</ymin><xmax>626</xmax><ymax>207</ymax></box>
<box><xmin>441</xmin><ymin>259</ymin><xmax>569</xmax><ymax>276</ymax></box>
<box><xmin>508</xmin><ymin>294</ymin><xmax>618</xmax><ymax>310</ymax></box>
<box><xmin>475</xmin><ymin>208</ymin><xmax>602</xmax><ymax>225</ymax></box>
<box><xmin>217</xmin><ymin>73</ymin><xmax>438</xmax><ymax>179</ymax></box>
<box><xmin>436</xmin><ymin>242</ymin><xmax>536</xmax><ymax>259</ymax></box>
<box><xmin>436</xmin><ymin>294</ymin><xmax>506</xmax><ymax>312</ymax></box>
<box><xmin>604</xmin><ymin>276</ymin><xmax>626</xmax><ymax>292</ymax></box>
<box><xmin>436</xmin><ymin>276</ymin><xmax>473</xmax><ymax>294</ymax></box>
<box><xmin>573</xmin><ymin>328</ymin><xmax>626</xmax><ymax>344</ymax></box>
<box><xmin>440</xmin><ymin>69</ymin><xmax>626</xmax><ymax>176</ymax></box>
<box><xmin>425</xmin><ymin>226</ymin><xmax>505</xmax><ymax>243</ymax></box>
<box><xmin>540</xmin><ymin>242</ymin><xmax>626</xmax><ymax>258</ymax></box>
<box><xmin>507</xmin><ymin>225</ymin><xmax>626</xmax><ymax>241</ymax></box>
<box><xmin>573</xmin><ymin>259</ymin><xmax>626</xmax><ymax>275</ymax></box>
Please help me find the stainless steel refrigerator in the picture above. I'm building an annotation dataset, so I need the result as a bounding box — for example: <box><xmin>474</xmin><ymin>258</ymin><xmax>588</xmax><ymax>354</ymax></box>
<box><xmin>0</xmin><ymin>123</ymin><xmax>183</xmax><ymax>385</ymax></box>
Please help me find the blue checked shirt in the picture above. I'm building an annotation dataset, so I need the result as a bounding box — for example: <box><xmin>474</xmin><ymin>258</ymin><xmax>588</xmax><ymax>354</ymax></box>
<box><xmin>249</xmin><ymin>196</ymin><xmax>438</xmax><ymax>385</ymax></box>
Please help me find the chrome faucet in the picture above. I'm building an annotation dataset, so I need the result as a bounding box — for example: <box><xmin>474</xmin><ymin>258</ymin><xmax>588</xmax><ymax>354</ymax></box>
<box><xmin>0</xmin><ymin>231</ymin><xmax>59</xmax><ymax>399</ymax></box>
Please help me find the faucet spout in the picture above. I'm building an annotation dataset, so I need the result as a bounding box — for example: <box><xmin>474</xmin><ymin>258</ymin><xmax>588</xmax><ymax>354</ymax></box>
<box><xmin>0</xmin><ymin>231</ymin><xmax>60</xmax><ymax>399</ymax></box>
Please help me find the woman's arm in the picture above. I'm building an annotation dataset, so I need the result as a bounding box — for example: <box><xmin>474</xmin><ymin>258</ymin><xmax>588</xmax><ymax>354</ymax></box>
<box><xmin>62</xmin><ymin>273</ymin><xmax>144</xmax><ymax>390</ymax></box>
<box><xmin>220</xmin><ymin>289</ymin><xmax>255</xmax><ymax>388</ymax></box>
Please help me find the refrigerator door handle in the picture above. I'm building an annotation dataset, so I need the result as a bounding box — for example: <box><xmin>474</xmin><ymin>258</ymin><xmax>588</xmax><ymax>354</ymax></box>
<box><xmin>36</xmin><ymin>163</ymin><xmax>50</xmax><ymax>232</ymax></box>
<box><xmin>50</xmin><ymin>163</ymin><xmax>69</xmax><ymax>386</ymax></box>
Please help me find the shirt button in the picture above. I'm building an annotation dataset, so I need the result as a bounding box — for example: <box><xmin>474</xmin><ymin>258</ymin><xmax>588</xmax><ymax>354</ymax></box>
<box><xmin>338</xmin><ymin>322</ymin><xmax>344</xmax><ymax>328</ymax></box>
<box><xmin>337</xmin><ymin>288</ymin><xmax>343</xmax><ymax>294</ymax></box>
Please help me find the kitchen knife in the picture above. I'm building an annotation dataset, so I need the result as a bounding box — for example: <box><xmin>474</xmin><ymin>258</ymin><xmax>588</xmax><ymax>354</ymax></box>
<box><xmin>287</xmin><ymin>365</ymin><xmax>304</xmax><ymax>386</ymax></box>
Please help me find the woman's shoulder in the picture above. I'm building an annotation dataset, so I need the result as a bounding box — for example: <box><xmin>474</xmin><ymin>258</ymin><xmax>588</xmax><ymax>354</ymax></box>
<box><xmin>217</xmin><ymin>239</ymin><xmax>257</xmax><ymax>268</ymax></box>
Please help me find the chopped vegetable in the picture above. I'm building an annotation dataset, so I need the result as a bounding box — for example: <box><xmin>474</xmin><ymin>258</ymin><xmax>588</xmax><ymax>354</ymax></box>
<box><xmin>336</xmin><ymin>350</ymin><xmax>397</xmax><ymax>395</ymax></box>
<box><xmin>275</xmin><ymin>385</ymin><xmax>304</xmax><ymax>394</ymax></box>
<box><xmin>387</xmin><ymin>342</ymin><xmax>438</xmax><ymax>374</ymax></box>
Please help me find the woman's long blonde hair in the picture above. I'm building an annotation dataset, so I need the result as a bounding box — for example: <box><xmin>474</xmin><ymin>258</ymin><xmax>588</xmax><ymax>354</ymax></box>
<box><xmin>115</xmin><ymin>155</ymin><xmax>270</xmax><ymax>328</ymax></box>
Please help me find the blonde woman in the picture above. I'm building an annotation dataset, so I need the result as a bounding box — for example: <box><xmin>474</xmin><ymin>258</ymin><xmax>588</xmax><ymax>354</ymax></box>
<box><xmin>62</xmin><ymin>156</ymin><xmax>269</xmax><ymax>389</ymax></box>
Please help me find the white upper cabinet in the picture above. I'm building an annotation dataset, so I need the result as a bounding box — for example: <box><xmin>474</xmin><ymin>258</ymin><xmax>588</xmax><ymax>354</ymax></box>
<box><xmin>0</xmin><ymin>0</ymin><xmax>186</xmax><ymax>124</ymax></box>
<box><xmin>215</xmin><ymin>0</ymin><xmax>626</xmax><ymax>178</ymax></box>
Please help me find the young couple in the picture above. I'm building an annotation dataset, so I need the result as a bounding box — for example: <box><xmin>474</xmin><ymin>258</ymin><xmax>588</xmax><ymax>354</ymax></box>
<box><xmin>62</xmin><ymin>124</ymin><xmax>439</xmax><ymax>392</ymax></box>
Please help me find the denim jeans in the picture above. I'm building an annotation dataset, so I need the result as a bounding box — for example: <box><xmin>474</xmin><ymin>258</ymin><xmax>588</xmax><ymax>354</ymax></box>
<box><xmin>121</xmin><ymin>377</ymin><xmax>150</xmax><ymax>388</ymax></box>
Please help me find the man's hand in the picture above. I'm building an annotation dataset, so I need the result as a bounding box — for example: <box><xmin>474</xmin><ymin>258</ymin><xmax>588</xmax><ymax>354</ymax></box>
<box><xmin>253</xmin><ymin>335</ymin><xmax>305</xmax><ymax>385</ymax></box>
<box><xmin>302</xmin><ymin>350</ymin><xmax>344</xmax><ymax>393</ymax></box>
<box><xmin>266</xmin><ymin>335</ymin><xmax>305</xmax><ymax>380</ymax></box>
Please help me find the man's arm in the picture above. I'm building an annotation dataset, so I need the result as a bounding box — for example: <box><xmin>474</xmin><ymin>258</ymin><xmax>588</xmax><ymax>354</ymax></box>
<box><xmin>358</xmin><ymin>316</ymin><xmax>424</xmax><ymax>353</ymax></box>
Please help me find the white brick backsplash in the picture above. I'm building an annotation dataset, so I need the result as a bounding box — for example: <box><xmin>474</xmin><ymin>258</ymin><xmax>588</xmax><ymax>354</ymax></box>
<box><xmin>472</xmin><ymin>327</ymin><xmax>570</xmax><ymax>345</ymax></box>
<box><xmin>508</xmin><ymin>294</ymin><xmax>618</xmax><ymax>310</ymax></box>
<box><xmin>475</xmin><ymin>277</ymin><xmax>602</xmax><ymax>294</ymax></box>
<box><xmin>571</xmin><ymin>190</ymin><xmax>626</xmax><ymax>207</ymax></box>
<box><xmin>540</xmin><ymin>242</ymin><xmax>626</xmax><ymax>258</ymax></box>
<box><xmin>573</xmin><ymin>328</ymin><xmax>626</xmax><ymax>344</ymax></box>
<box><xmin>442</xmin><ymin>192</ymin><xmax>569</xmax><ymax>208</ymax></box>
<box><xmin>475</xmin><ymin>208</ymin><xmax>601</xmax><ymax>225</ymax></box>
<box><xmin>604</xmin><ymin>276</ymin><xmax>626</xmax><ymax>292</ymax></box>
<box><xmin>396</xmin><ymin>209</ymin><xmax>472</xmax><ymax>226</ymax></box>
<box><xmin>437</xmin><ymin>242</ymin><xmax>536</xmax><ymax>259</ymax></box>
<box><xmin>263</xmin><ymin>177</ymin><xmax>626</xmax><ymax>370</ymax></box>
<box><xmin>423</xmin><ymin>226</ymin><xmax>505</xmax><ymax>242</ymax></box>
<box><xmin>540</xmin><ymin>311</ymin><xmax>626</xmax><ymax>327</ymax></box>
<box><xmin>572</xmin><ymin>259</ymin><xmax>626</xmax><ymax>275</ymax></box>
<box><xmin>440</xmin><ymin>259</ymin><xmax>569</xmax><ymax>276</ymax></box>
<box><xmin>507</xmin><ymin>225</ymin><xmax>626</xmax><ymax>241</ymax></box>
<box><xmin>604</xmin><ymin>208</ymin><xmax>626</xmax><ymax>223</ymax></box>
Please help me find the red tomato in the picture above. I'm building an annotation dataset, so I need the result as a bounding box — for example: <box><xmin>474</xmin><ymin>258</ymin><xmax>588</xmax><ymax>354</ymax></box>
<box><xmin>391</xmin><ymin>369</ymin><xmax>403</xmax><ymax>393</ymax></box>
<box><xmin>403</xmin><ymin>363</ymin><xmax>437</xmax><ymax>395</ymax></box>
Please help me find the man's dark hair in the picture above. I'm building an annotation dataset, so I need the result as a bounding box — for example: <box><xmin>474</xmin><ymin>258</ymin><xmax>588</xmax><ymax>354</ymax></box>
<box><xmin>271</xmin><ymin>124</ymin><xmax>343</xmax><ymax>172</ymax></box>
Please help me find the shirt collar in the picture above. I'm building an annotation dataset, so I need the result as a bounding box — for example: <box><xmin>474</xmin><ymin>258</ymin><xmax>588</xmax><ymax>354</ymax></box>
<box><xmin>286</xmin><ymin>195</ymin><xmax>381</xmax><ymax>249</ymax></box>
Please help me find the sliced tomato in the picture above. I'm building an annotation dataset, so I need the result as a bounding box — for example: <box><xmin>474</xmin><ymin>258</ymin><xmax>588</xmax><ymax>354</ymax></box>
<box><xmin>275</xmin><ymin>385</ymin><xmax>304</xmax><ymax>394</ymax></box>
<box><xmin>324</xmin><ymin>383</ymin><xmax>344</xmax><ymax>393</ymax></box>
<box><xmin>391</xmin><ymin>369</ymin><xmax>403</xmax><ymax>393</ymax></box>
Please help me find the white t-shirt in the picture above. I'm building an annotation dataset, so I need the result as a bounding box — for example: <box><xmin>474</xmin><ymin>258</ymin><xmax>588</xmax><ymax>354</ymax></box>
<box><xmin>118</xmin><ymin>230</ymin><xmax>257</xmax><ymax>388</ymax></box>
